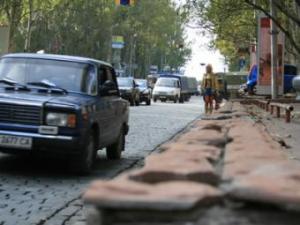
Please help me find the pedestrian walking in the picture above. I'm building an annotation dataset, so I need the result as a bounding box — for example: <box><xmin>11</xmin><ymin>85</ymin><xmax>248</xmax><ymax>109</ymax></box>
<box><xmin>202</xmin><ymin>64</ymin><xmax>219</xmax><ymax>114</ymax></box>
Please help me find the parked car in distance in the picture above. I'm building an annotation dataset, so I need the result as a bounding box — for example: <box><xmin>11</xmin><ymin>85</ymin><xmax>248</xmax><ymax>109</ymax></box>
<box><xmin>159</xmin><ymin>74</ymin><xmax>189</xmax><ymax>103</ymax></box>
<box><xmin>117</xmin><ymin>77</ymin><xmax>140</xmax><ymax>106</ymax></box>
<box><xmin>284</xmin><ymin>64</ymin><xmax>298</xmax><ymax>93</ymax></box>
<box><xmin>0</xmin><ymin>53</ymin><xmax>129</xmax><ymax>173</ymax></box>
<box><xmin>187</xmin><ymin>77</ymin><xmax>198</xmax><ymax>97</ymax></box>
<box><xmin>223</xmin><ymin>71</ymin><xmax>248</xmax><ymax>98</ymax></box>
<box><xmin>135</xmin><ymin>79</ymin><xmax>151</xmax><ymax>105</ymax></box>
<box><xmin>152</xmin><ymin>77</ymin><xmax>181</xmax><ymax>103</ymax></box>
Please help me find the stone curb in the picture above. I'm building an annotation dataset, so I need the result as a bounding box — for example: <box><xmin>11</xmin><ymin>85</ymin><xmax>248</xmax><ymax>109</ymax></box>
<box><xmin>82</xmin><ymin>100</ymin><xmax>300</xmax><ymax>224</ymax></box>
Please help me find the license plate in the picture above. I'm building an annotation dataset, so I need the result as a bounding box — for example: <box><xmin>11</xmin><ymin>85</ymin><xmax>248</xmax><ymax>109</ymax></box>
<box><xmin>0</xmin><ymin>135</ymin><xmax>32</xmax><ymax>149</ymax></box>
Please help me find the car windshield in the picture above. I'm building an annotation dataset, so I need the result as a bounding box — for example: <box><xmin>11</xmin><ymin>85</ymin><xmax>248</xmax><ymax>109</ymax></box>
<box><xmin>156</xmin><ymin>78</ymin><xmax>178</xmax><ymax>87</ymax></box>
<box><xmin>117</xmin><ymin>78</ymin><xmax>132</xmax><ymax>87</ymax></box>
<box><xmin>0</xmin><ymin>58</ymin><xmax>97</xmax><ymax>95</ymax></box>
<box><xmin>135</xmin><ymin>79</ymin><xmax>147</xmax><ymax>87</ymax></box>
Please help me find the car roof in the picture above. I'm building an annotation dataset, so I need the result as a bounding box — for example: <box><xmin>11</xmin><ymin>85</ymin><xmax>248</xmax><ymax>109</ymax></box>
<box><xmin>1</xmin><ymin>53</ymin><xmax>112</xmax><ymax>67</ymax></box>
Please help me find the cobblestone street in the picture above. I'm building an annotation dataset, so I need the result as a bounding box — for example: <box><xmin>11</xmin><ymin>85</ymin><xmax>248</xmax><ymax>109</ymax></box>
<box><xmin>0</xmin><ymin>97</ymin><xmax>203</xmax><ymax>225</ymax></box>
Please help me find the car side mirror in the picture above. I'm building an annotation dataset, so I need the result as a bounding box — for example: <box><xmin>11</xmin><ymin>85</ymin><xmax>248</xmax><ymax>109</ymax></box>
<box><xmin>99</xmin><ymin>80</ymin><xmax>117</xmax><ymax>96</ymax></box>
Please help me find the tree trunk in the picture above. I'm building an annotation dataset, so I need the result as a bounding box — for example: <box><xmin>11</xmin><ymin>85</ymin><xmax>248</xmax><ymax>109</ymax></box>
<box><xmin>5</xmin><ymin>0</ymin><xmax>23</xmax><ymax>52</ymax></box>
<box><xmin>24</xmin><ymin>0</ymin><xmax>33</xmax><ymax>52</ymax></box>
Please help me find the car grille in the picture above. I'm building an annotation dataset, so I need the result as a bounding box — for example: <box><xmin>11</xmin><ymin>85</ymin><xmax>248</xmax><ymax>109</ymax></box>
<box><xmin>0</xmin><ymin>103</ymin><xmax>42</xmax><ymax>125</ymax></box>
<box><xmin>158</xmin><ymin>92</ymin><xmax>167</xmax><ymax>95</ymax></box>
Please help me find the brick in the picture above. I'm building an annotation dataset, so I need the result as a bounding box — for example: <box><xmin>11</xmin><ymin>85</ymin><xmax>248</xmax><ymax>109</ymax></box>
<box><xmin>157</xmin><ymin>143</ymin><xmax>222</xmax><ymax>163</ymax></box>
<box><xmin>223</xmin><ymin>159</ymin><xmax>285</xmax><ymax>180</ymax></box>
<box><xmin>83</xmin><ymin>179</ymin><xmax>222</xmax><ymax>211</ymax></box>
<box><xmin>227</xmin><ymin>161</ymin><xmax>300</xmax><ymax>210</ymax></box>
<box><xmin>191</xmin><ymin>120</ymin><xmax>226</xmax><ymax>132</ymax></box>
<box><xmin>176</xmin><ymin>130</ymin><xmax>227</xmax><ymax>148</ymax></box>
<box><xmin>129</xmin><ymin>155</ymin><xmax>219</xmax><ymax>185</ymax></box>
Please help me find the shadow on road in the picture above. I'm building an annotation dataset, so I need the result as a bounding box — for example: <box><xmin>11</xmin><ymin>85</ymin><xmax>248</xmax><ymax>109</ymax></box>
<box><xmin>0</xmin><ymin>151</ymin><xmax>136</xmax><ymax>179</ymax></box>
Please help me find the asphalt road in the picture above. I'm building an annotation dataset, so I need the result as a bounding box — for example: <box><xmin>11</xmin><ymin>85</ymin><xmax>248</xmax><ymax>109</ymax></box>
<box><xmin>0</xmin><ymin>96</ymin><xmax>203</xmax><ymax>225</ymax></box>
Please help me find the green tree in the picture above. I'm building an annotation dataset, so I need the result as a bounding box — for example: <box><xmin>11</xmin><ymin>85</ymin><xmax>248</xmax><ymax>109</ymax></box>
<box><xmin>188</xmin><ymin>0</ymin><xmax>300</xmax><ymax>69</ymax></box>
<box><xmin>0</xmin><ymin>0</ymin><xmax>191</xmax><ymax>77</ymax></box>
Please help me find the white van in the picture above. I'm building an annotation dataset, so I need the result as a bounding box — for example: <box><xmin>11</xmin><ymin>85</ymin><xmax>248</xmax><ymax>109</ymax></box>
<box><xmin>152</xmin><ymin>77</ymin><xmax>181</xmax><ymax>103</ymax></box>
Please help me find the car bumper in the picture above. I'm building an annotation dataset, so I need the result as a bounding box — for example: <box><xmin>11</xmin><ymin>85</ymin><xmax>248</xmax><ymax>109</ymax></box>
<box><xmin>140</xmin><ymin>93</ymin><xmax>150</xmax><ymax>101</ymax></box>
<box><xmin>0</xmin><ymin>130</ymin><xmax>84</xmax><ymax>155</ymax></box>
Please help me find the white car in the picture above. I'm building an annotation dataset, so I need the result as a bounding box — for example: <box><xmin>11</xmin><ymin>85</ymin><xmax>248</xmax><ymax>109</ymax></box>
<box><xmin>152</xmin><ymin>77</ymin><xmax>181</xmax><ymax>103</ymax></box>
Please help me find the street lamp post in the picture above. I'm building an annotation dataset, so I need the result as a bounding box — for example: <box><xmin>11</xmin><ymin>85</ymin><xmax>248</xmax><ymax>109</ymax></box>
<box><xmin>129</xmin><ymin>33</ymin><xmax>137</xmax><ymax>77</ymax></box>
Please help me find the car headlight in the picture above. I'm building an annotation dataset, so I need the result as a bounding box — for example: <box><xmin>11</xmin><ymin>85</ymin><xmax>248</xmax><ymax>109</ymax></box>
<box><xmin>46</xmin><ymin>112</ymin><xmax>76</xmax><ymax>128</ymax></box>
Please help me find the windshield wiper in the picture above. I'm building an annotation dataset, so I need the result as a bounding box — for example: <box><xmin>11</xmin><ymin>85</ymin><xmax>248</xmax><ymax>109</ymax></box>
<box><xmin>27</xmin><ymin>81</ymin><xmax>68</xmax><ymax>94</ymax></box>
<box><xmin>0</xmin><ymin>78</ymin><xmax>30</xmax><ymax>90</ymax></box>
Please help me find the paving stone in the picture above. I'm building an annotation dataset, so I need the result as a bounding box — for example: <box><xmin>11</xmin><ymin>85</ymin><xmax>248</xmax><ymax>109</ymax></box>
<box><xmin>158</xmin><ymin>143</ymin><xmax>222</xmax><ymax>163</ymax></box>
<box><xmin>191</xmin><ymin>120</ymin><xmax>226</xmax><ymax>132</ymax></box>
<box><xmin>176</xmin><ymin>130</ymin><xmax>227</xmax><ymax>148</ymax></box>
<box><xmin>223</xmin><ymin>159</ymin><xmax>285</xmax><ymax>180</ymax></box>
<box><xmin>130</xmin><ymin>154</ymin><xmax>219</xmax><ymax>185</ymax></box>
<box><xmin>59</xmin><ymin>206</ymin><xmax>81</xmax><ymax>217</ymax></box>
<box><xmin>223</xmin><ymin>119</ymin><xmax>287</xmax><ymax>179</ymax></box>
<box><xmin>201</xmin><ymin>114</ymin><xmax>233</xmax><ymax>120</ymax></box>
<box><xmin>83</xmin><ymin>180</ymin><xmax>222</xmax><ymax>211</ymax></box>
<box><xmin>227</xmin><ymin>161</ymin><xmax>300</xmax><ymax>211</ymax></box>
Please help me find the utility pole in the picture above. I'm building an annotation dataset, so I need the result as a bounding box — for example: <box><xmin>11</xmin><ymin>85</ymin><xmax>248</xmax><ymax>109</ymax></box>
<box><xmin>270</xmin><ymin>0</ymin><xmax>278</xmax><ymax>99</ymax></box>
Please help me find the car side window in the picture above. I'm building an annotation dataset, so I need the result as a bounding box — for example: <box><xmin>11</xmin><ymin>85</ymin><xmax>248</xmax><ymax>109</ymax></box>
<box><xmin>98</xmin><ymin>66</ymin><xmax>118</xmax><ymax>96</ymax></box>
<box><xmin>97</xmin><ymin>67</ymin><xmax>104</xmax><ymax>85</ymax></box>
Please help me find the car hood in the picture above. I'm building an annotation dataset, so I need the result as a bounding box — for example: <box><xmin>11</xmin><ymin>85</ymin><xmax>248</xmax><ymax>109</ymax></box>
<box><xmin>138</xmin><ymin>87</ymin><xmax>148</xmax><ymax>92</ymax></box>
<box><xmin>0</xmin><ymin>91</ymin><xmax>92</xmax><ymax>108</ymax></box>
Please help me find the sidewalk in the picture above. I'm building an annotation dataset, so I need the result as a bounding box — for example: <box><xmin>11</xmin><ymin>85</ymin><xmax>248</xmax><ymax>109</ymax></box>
<box><xmin>81</xmin><ymin>100</ymin><xmax>300</xmax><ymax>225</ymax></box>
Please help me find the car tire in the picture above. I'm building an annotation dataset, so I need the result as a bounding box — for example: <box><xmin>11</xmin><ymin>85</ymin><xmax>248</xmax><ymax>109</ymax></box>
<box><xmin>135</xmin><ymin>98</ymin><xmax>140</xmax><ymax>106</ymax></box>
<box><xmin>70</xmin><ymin>131</ymin><xmax>96</xmax><ymax>174</ymax></box>
<box><xmin>146</xmin><ymin>98</ymin><xmax>151</xmax><ymax>105</ymax></box>
<box><xmin>174</xmin><ymin>96</ymin><xmax>178</xmax><ymax>103</ymax></box>
<box><xmin>106</xmin><ymin>127</ymin><xmax>125</xmax><ymax>160</ymax></box>
<box><xmin>153</xmin><ymin>97</ymin><xmax>157</xmax><ymax>102</ymax></box>
<box><xmin>179</xmin><ymin>96</ymin><xmax>184</xmax><ymax>103</ymax></box>
<box><xmin>130</xmin><ymin>97</ymin><xmax>134</xmax><ymax>106</ymax></box>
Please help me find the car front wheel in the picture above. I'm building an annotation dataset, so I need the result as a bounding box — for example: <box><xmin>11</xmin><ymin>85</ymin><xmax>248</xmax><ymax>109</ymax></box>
<box><xmin>70</xmin><ymin>131</ymin><xmax>96</xmax><ymax>174</ymax></box>
<box><xmin>135</xmin><ymin>95</ymin><xmax>140</xmax><ymax>106</ymax></box>
<box><xmin>106</xmin><ymin>127</ymin><xmax>125</xmax><ymax>160</ymax></box>
<box><xmin>174</xmin><ymin>95</ymin><xmax>178</xmax><ymax>103</ymax></box>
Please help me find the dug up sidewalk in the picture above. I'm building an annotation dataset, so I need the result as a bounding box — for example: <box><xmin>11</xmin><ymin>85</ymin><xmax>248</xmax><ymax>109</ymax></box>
<box><xmin>81</xmin><ymin>100</ymin><xmax>300</xmax><ymax>225</ymax></box>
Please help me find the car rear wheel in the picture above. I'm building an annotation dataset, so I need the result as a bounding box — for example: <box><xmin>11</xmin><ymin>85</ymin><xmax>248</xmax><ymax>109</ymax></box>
<box><xmin>135</xmin><ymin>94</ymin><xmax>140</xmax><ymax>106</ymax></box>
<box><xmin>135</xmin><ymin>98</ymin><xmax>140</xmax><ymax>106</ymax></box>
<box><xmin>70</xmin><ymin>131</ymin><xmax>96</xmax><ymax>174</ymax></box>
<box><xmin>179</xmin><ymin>95</ymin><xmax>184</xmax><ymax>103</ymax></box>
<box><xmin>129</xmin><ymin>97</ymin><xmax>134</xmax><ymax>106</ymax></box>
<box><xmin>153</xmin><ymin>97</ymin><xmax>157</xmax><ymax>102</ymax></box>
<box><xmin>106</xmin><ymin>127</ymin><xmax>125</xmax><ymax>160</ymax></box>
<box><xmin>146</xmin><ymin>98</ymin><xmax>151</xmax><ymax>105</ymax></box>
